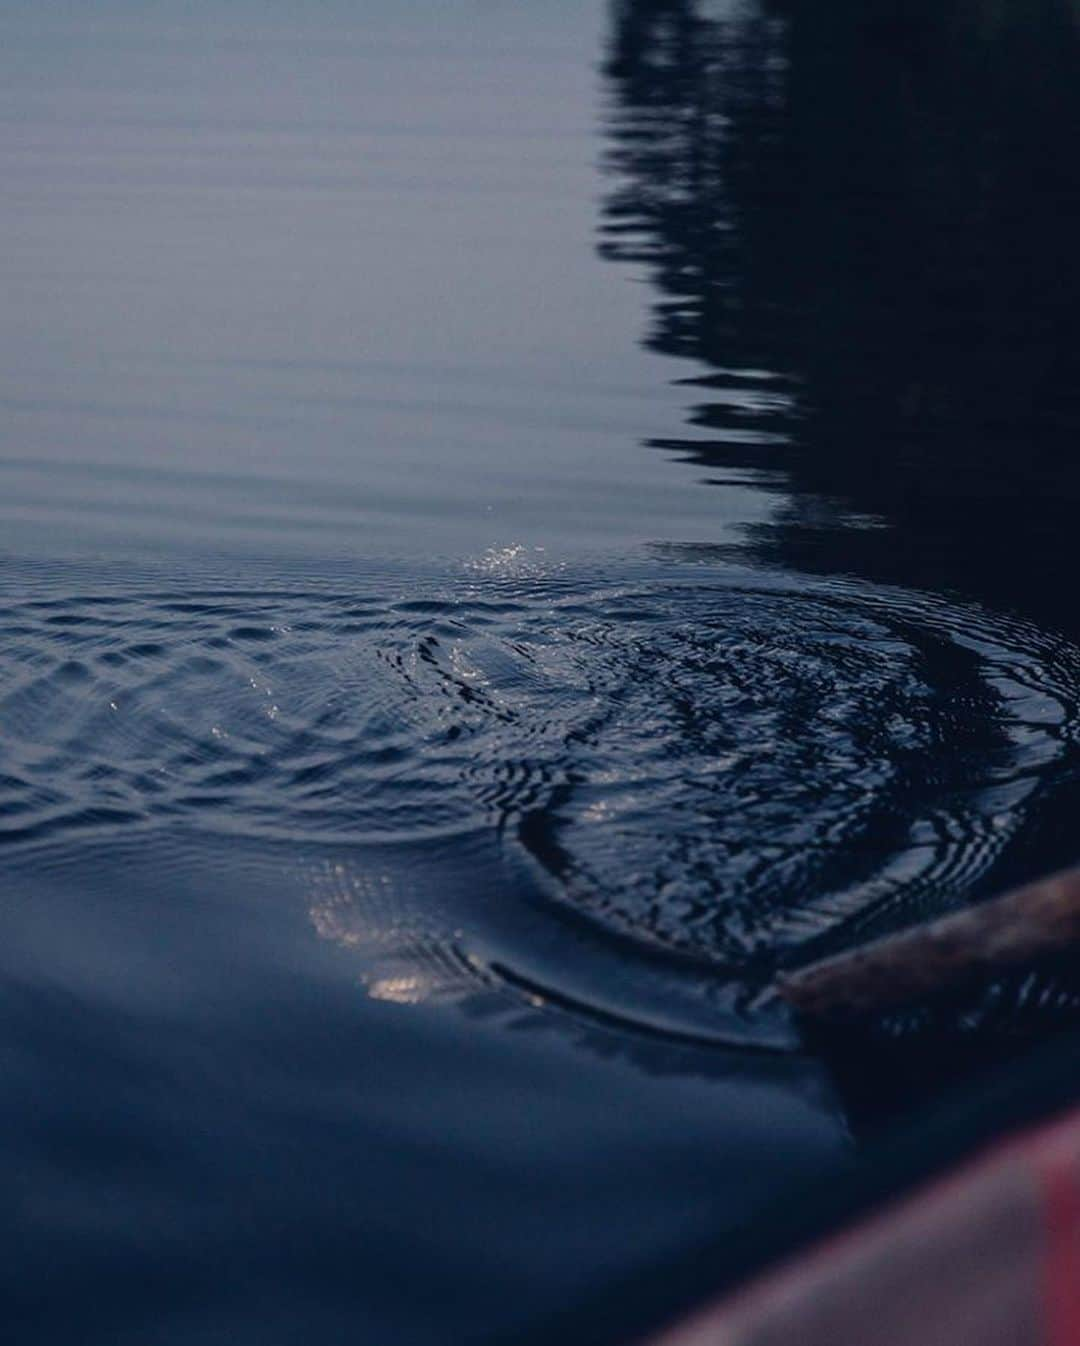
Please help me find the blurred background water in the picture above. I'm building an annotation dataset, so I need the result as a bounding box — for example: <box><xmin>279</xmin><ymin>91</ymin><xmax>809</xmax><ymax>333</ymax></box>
<box><xmin>2</xmin><ymin>1</ymin><xmax>1080</xmax><ymax>1341</ymax></box>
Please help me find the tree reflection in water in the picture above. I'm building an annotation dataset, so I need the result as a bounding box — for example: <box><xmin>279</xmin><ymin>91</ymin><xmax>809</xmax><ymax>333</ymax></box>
<box><xmin>601</xmin><ymin>0</ymin><xmax>1080</xmax><ymax>621</ymax></box>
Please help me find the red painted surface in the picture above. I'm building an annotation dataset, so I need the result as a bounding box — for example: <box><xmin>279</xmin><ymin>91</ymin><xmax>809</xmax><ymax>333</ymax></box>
<box><xmin>644</xmin><ymin>1108</ymin><xmax>1080</xmax><ymax>1346</ymax></box>
<box><xmin>1030</xmin><ymin>1122</ymin><xmax>1080</xmax><ymax>1346</ymax></box>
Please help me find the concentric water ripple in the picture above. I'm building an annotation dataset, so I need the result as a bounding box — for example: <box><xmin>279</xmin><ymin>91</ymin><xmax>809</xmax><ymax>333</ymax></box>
<box><xmin>2</xmin><ymin>564</ymin><xmax>1078</xmax><ymax>1041</ymax></box>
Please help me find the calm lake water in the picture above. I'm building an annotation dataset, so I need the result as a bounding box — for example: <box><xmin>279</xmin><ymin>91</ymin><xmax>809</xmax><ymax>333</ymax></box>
<box><xmin>3</xmin><ymin>1</ymin><xmax>1080</xmax><ymax>1342</ymax></box>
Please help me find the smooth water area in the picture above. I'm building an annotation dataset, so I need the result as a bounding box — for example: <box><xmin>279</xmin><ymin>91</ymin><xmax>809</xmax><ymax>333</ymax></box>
<box><xmin>3</xmin><ymin>2</ymin><xmax>1080</xmax><ymax>1342</ymax></box>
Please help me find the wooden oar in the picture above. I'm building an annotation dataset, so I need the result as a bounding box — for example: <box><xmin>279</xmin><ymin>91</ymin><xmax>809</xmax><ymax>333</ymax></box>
<box><xmin>777</xmin><ymin>864</ymin><xmax>1080</xmax><ymax>1024</ymax></box>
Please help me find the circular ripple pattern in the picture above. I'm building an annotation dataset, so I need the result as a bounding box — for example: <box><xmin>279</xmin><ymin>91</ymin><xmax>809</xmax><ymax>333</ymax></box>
<box><xmin>2</xmin><ymin>570</ymin><xmax>1078</xmax><ymax>991</ymax></box>
<box><xmin>389</xmin><ymin>576</ymin><xmax>1080</xmax><ymax>971</ymax></box>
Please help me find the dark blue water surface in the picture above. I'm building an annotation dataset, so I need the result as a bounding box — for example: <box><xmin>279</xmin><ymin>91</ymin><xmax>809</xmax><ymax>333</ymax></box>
<box><xmin>4</xmin><ymin>1</ymin><xmax>1080</xmax><ymax>1341</ymax></box>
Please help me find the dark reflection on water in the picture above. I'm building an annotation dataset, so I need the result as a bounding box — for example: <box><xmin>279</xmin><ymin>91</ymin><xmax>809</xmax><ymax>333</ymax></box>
<box><xmin>602</xmin><ymin>0</ymin><xmax>1080</xmax><ymax>620</ymax></box>
<box><xmin>3</xmin><ymin>0</ymin><xmax>1080</xmax><ymax>1341</ymax></box>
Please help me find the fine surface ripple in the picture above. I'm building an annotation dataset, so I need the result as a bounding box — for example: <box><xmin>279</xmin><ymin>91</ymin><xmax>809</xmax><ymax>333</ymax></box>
<box><xmin>3</xmin><ymin>559</ymin><xmax>1079</xmax><ymax>1045</ymax></box>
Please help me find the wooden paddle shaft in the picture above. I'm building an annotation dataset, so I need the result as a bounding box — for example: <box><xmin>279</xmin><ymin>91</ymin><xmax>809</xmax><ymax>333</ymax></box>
<box><xmin>777</xmin><ymin>865</ymin><xmax>1080</xmax><ymax>1023</ymax></box>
